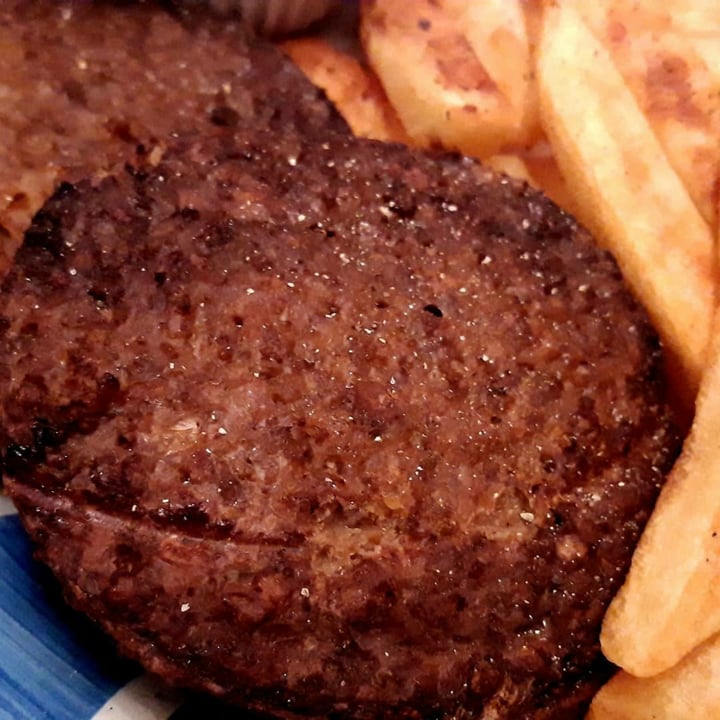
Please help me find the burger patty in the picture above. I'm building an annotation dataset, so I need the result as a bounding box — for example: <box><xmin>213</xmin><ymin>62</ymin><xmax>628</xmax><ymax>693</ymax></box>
<box><xmin>0</xmin><ymin>124</ymin><xmax>678</xmax><ymax>719</ymax></box>
<box><xmin>0</xmin><ymin>0</ymin><xmax>347</xmax><ymax>261</ymax></box>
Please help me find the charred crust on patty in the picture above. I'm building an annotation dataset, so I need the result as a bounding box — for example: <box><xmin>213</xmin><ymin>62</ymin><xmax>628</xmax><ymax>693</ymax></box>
<box><xmin>0</xmin><ymin>125</ymin><xmax>679</xmax><ymax>718</ymax></box>
<box><xmin>0</xmin><ymin>9</ymin><xmax>679</xmax><ymax>716</ymax></box>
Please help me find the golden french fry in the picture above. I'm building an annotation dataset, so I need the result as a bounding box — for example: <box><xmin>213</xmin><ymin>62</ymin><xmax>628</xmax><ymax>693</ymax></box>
<box><xmin>280</xmin><ymin>38</ymin><xmax>410</xmax><ymax>144</ymax></box>
<box><xmin>575</xmin><ymin>1</ymin><xmax>720</xmax><ymax>231</ymax></box>
<box><xmin>601</xmin><ymin>318</ymin><xmax>720</xmax><ymax>676</ymax></box>
<box><xmin>589</xmin><ymin>634</ymin><xmax>720</xmax><ymax>719</ymax></box>
<box><xmin>483</xmin><ymin>153</ymin><xmax>533</xmax><ymax>183</ymax></box>
<box><xmin>360</xmin><ymin>0</ymin><xmax>540</xmax><ymax>158</ymax></box>
<box><xmin>660</xmin><ymin>1</ymin><xmax>720</xmax><ymax>35</ymax></box>
<box><xmin>536</xmin><ymin>0</ymin><xmax>716</xmax><ymax>401</ymax></box>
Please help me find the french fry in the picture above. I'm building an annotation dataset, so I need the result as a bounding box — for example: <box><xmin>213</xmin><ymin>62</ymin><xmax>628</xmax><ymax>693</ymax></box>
<box><xmin>280</xmin><ymin>38</ymin><xmax>410</xmax><ymax>144</ymax></box>
<box><xmin>600</xmin><ymin>316</ymin><xmax>720</xmax><ymax>676</ymax></box>
<box><xmin>589</xmin><ymin>634</ymin><xmax>720</xmax><ymax>719</ymax></box>
<box><xmin>536</xmin><ymin>0</ymin><xmax>716</xmax><ymax>401</ymax></box>
<box><xmin>575</xmin><ymin>1</ymin><xmax>720</xmax><ymax>231</ymax></box>
<box><xmin>360</xmin><ymin>0</ymin><xmax>540</xmax><ymax>158</ymax></box>
<box><xmin>483</xmin><ymin>153</ymin><xmax>533</xmax><ymax>184</ymax></box>
<box><xmin>659</xmin><ymin>1</ymin><xmax>720</xmax><ymax>35</ymax></box>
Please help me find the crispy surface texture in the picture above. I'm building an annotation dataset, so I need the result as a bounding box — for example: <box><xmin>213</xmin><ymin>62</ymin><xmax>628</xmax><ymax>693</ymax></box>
<box><xmin>0</xmin><ymin>124</ymin><xmax>679</xmax><ymax>718</ymax></box>
<box><xmin>360</xmin><ymin>0</ymin><xmax>540</xmax><ymax>157</ymax></box>
<box><xmin>485</xmin><ymin>144</ymin><xmax>578</xmax><ymax>218</ymax></box>
<box><xmin>589</xmin><ymin>634</ymin><xmax>720</xmax><ymax>719</ymax></box>
<box><xmin>280</xmin><ymin>37</ymin><xmax>410</xmax><ymax>143</ymax></box>
<box><xmin>536</xmin><ymin>1</ymin><xmax>716</xmax><ymax>401</ymax></box>
<box><xmin>601</xmin><ymin>320</ymin><xmax>720</xmax><ymax>676</ymax></box>
<box><xmin>0</xmin><ymin>1</ymin><xmax>347</xmax><ymax>262</ymax></box>
<box><xmin>575</xmin><ymin>1</ymin><xmax>720</xmax><ymax>231</ymax></box>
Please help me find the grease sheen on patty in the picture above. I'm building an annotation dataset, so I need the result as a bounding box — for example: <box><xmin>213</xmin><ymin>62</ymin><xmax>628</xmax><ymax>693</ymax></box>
<box><xmin>0</xmin><ymin>125</ymin><xmax>678</xmax><ymax>719</ymax></box>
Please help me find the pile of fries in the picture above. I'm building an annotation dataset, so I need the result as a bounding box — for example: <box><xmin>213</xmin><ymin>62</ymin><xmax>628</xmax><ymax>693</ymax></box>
<box><xmin>283</xmin><ymin>1</ymin><xmax>720</xmax><ymax>716</ymax></box>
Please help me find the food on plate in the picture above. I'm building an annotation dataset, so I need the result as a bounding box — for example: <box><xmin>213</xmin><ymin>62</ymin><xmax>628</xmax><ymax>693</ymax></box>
<box><xmin>574</xmin><ymin>1</ymin><xmax>720</xmax><ymax>231</ymax></box>
<box><xmin>0</xmin><ymin>0</ymin><xmax>710</xmax><ymax>716</ymax></box>
<box><xmin>281</xmin><ymin>37</ymin><xmax>410</xmax><ymax>143</ymax></box>
<box><xmin>0</xmin><ymin>0</ymin><xmax>348</xmax><ymax>264</ymax></box>
<box><xmin>360</xmin><ymin>0</ymin><xmax>540</xmax><ymax>158</ymax></box>
<box><xmin>482</xmin><ymin>153</ymin><xmax>534</xmax><ymax>184</ymax></box>
<box><xmin>0</xmin><ymin>114</ymin><xmax>679</xmax><ymax>716</ymax></box>
<box><xmin>601</xmin><ymin>320</ymin><xmax>720</xmax><ymax>677</ymax></box>
<box><xmin>484</xmin><ymin>142</ymin><xmax>579</xmax><ymax>218</ymax></box>
<box><xmin>359</xmin><ymin>0</ymin><xmax>720</xmax><ymax>713</ymax></box>
<box><xmin>279</xmin><ymin>31</ymin><xmax>577</xmax><ymax>214</ymax></box>
<box><xmin>588</xmin><ymin>634</ymin><xmax>720</xmax><ymax>719</ymax></box>
<box><xmin>536</xmin><ymin>0</ymin><xmax>716</xmax><ymax>402</ymax></box>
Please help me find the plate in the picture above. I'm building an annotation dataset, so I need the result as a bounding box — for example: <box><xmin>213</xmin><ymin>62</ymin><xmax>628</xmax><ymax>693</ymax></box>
<box><xmin>0</xmin><ymin>497</ymin><xmax>172</xmax><ymax>720</ymax></box>
<box><xmin>0</xmin><ymin>3</ymin><xmax>358</xmax><ymax>718</ymax></box>
<box><xmin>0</xmin><ymin>495</ymin><xmax>284</xmax><ymax>718</ymax></box>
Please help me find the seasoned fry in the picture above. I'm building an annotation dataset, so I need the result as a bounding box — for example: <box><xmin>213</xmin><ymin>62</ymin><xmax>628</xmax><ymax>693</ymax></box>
<box><xmin>360</xmin><ymin>0</ymin><xmax>540</xmax><ymax>158</ymax></box>
<box><xmin>536</xmin><ymin>0</ymin><xmax>716</xmax><ymax>400</ymax></box>
<box><xmin>576</xmin><ymin>1</ymin><xmax>720</xmax><ymax>230</ymax></box>
<box><xmin>589</xmin><ymin>634</ymin><xmax>720</xmax><ymax>719</ymax></box>
<box><xmin>280</xmin><ymin>37</ymin><xmax>409</xmax><ymax>144</ymax></box>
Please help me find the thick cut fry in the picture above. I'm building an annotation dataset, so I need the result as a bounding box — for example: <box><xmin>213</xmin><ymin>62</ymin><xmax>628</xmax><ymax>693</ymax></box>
<box><xmin>537</xmin><ymin>1</ymin><xmax>716</xmax><ymax>401</ymax></box>
<box><xmin>589</xmin><ymin>634</ymin><xmax>720</xmax><ymax>719</ymax></box>
<box><xmin>574</xmin><ymin>0</ymin><xmax>720</xmax><ymax>40</ymax></box>
<box><xmin>601</xmin><ymin>319</ymin><xmax>720</xmax><ymax>676</ymax></box>
<box><xmin>361</xmin><ymin>0</ymin><xmax>540</xmax><ymax>158</ymax></box>
<box><xmin>576</xmin><ymin>1</ymin><xmax>720</xmax><ymax>231</ymax></box>
<box><xmin>280</xmin><ymin>38</ymin><xmax>410</xmax><ymax>144</ymax></box>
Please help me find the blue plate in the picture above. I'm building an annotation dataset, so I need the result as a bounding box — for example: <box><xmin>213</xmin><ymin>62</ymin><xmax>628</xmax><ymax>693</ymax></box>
<box><xmin>0</xmin><ymin>499</ymin><xmax>185</xmax><ymax>720</ymax></box>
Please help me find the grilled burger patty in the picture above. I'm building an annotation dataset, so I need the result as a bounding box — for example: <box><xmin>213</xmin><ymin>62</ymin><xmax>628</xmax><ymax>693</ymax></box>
<box><xmin>0</xmin><ymin>124</ymin><xmax>678</xmax><ymax>718</ymax></box>
<box><xmin>0</xmin><ymin>0</ymin><xmax>348</xmax><ymax>258</ymax></box>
